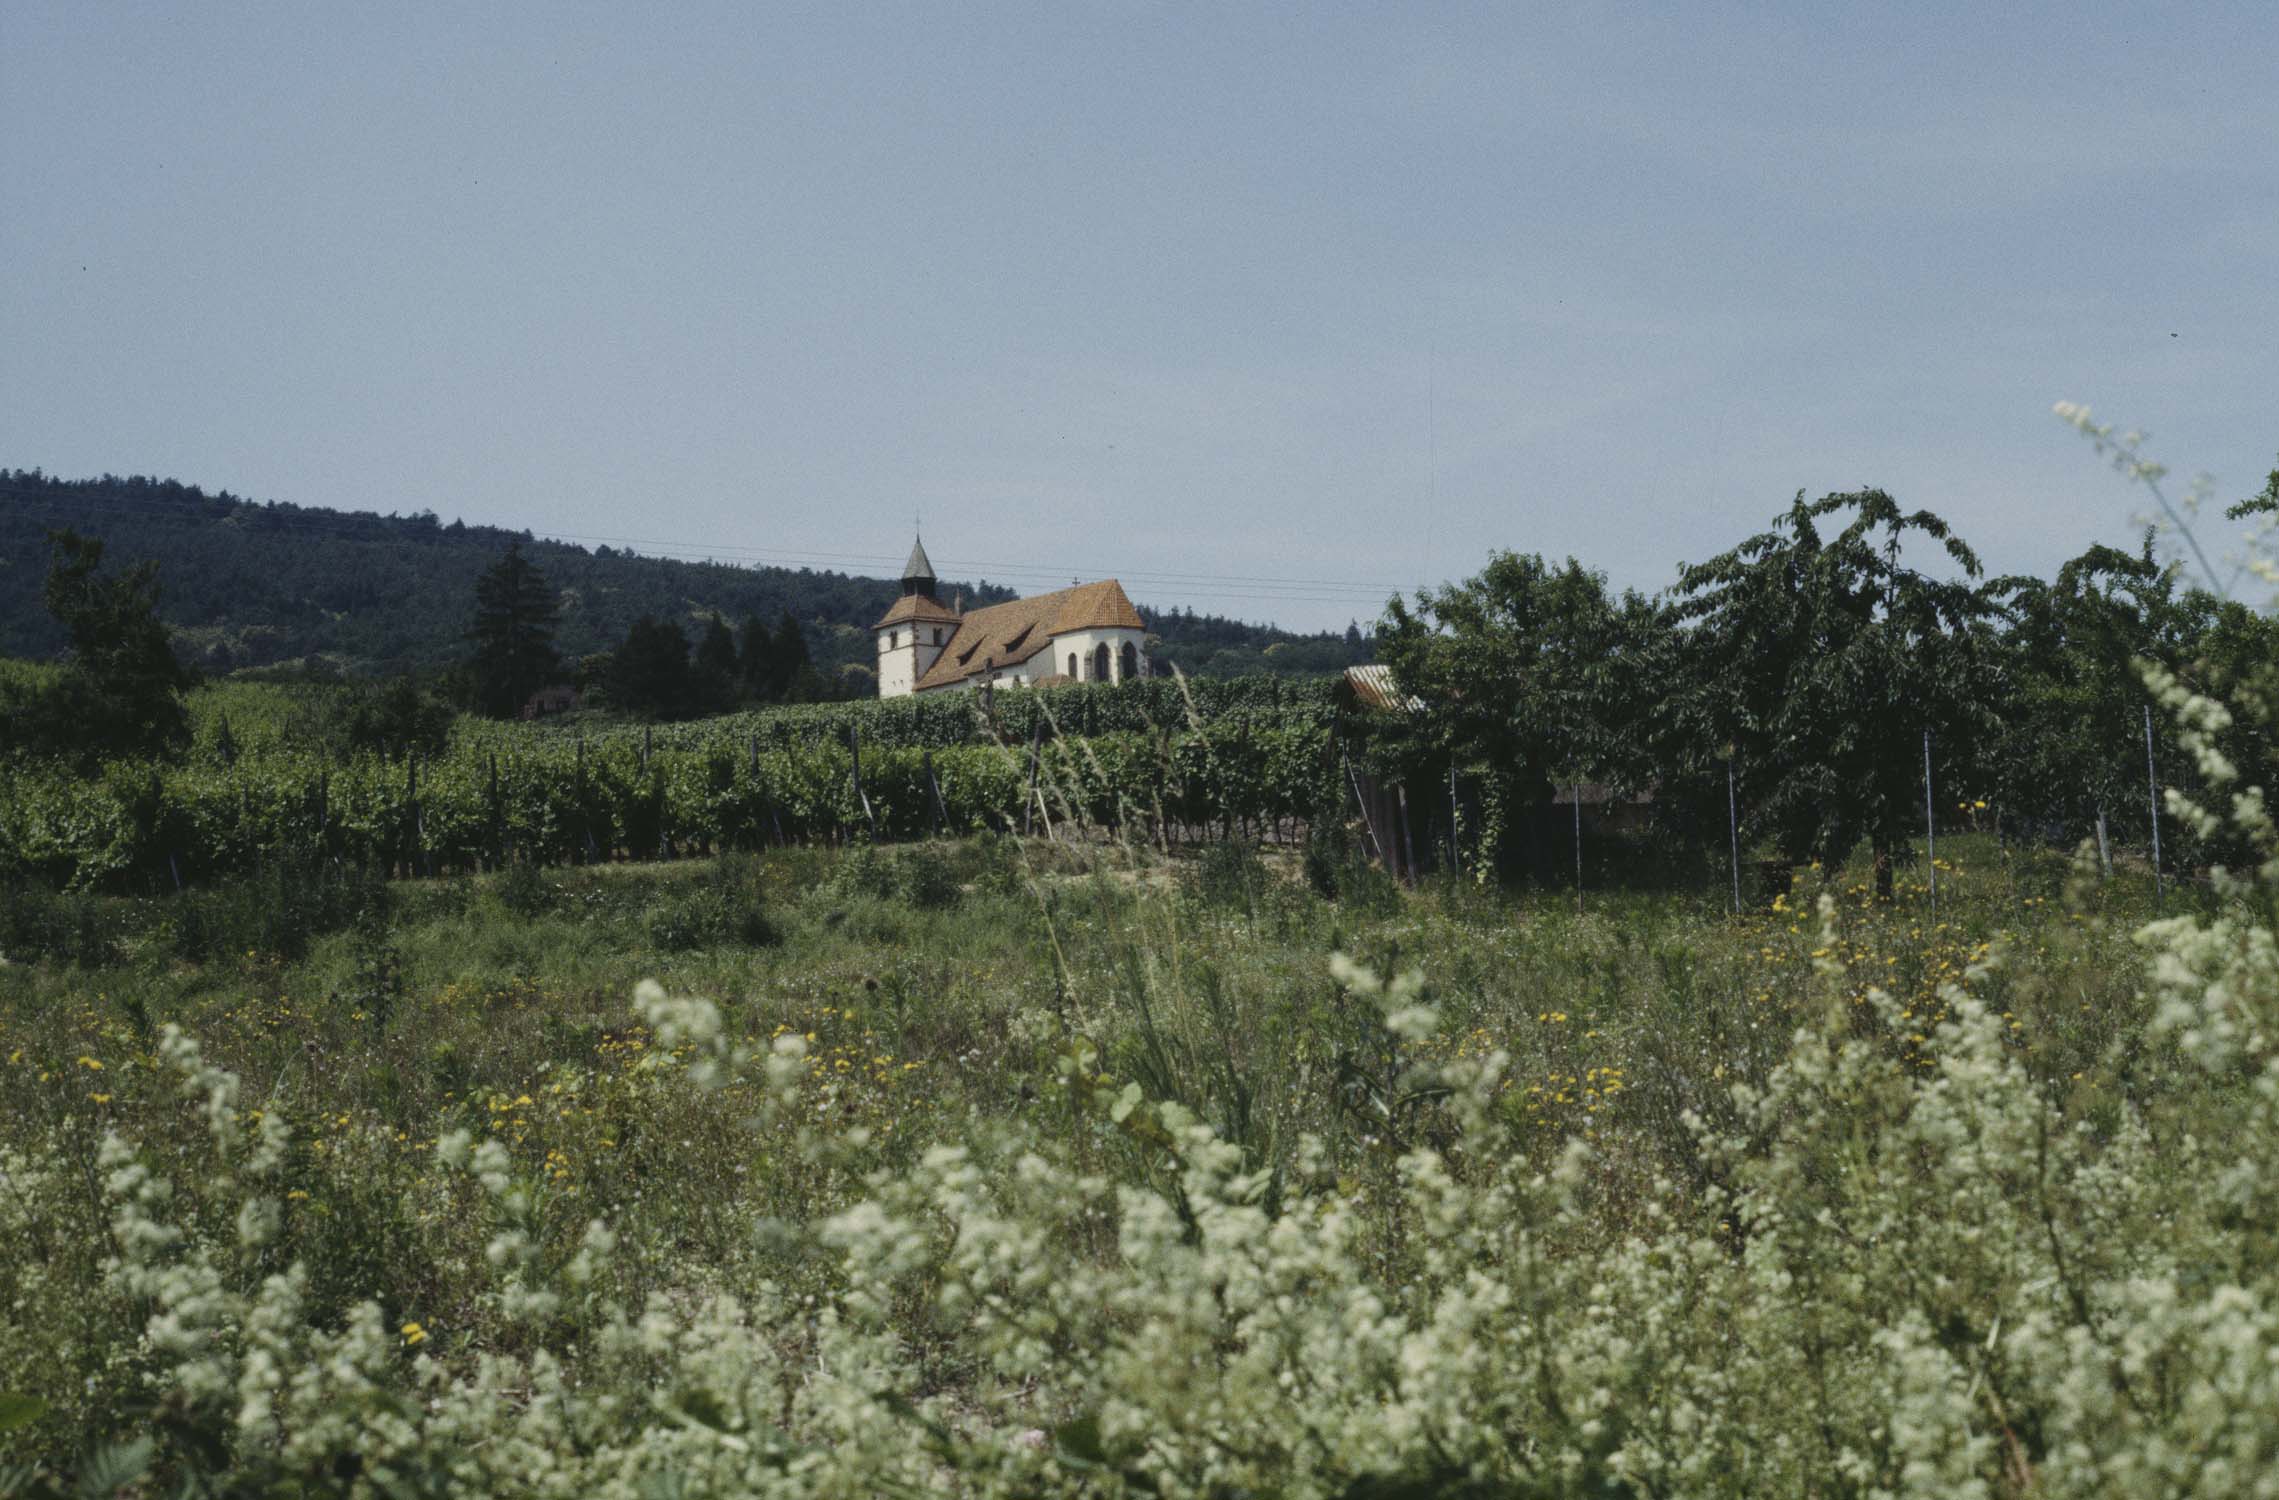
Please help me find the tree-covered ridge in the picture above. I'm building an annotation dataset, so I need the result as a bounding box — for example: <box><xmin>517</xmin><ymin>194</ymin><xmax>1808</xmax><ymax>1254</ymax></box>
<box><xmin>0</xmin><ymin>470</ymin><xmax>1373</xmax><ymax>681</ymax></box>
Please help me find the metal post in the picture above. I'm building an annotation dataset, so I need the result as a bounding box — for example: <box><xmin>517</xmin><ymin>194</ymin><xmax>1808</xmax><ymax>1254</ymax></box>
<box><xmin>1396</xmin><ymin>784</ymin><xmax>1417</xmax><ymax>885</ymax></box>
<box><xmin>1345</xmin><ymin>751</ymin><xmax>1386</xmax><ymax>868</ymax></box>
<box><xmin>2144</xmin><ymin>704</ymin><xmax>2164</xmax><ymax>909</ymax></box>
<box><xmin>848</xmin><ymin>727</ymin><xmax>876</xmax><ymax>840</ymax></box>
<box><xmin>1726</xmin><ymin>756</ymin><xmax>1741</xmax><ymax>917</ymax></box>
<box><xmin>1023</xmin><ymin>723</ymin><xmax>1041</xmax><ymax>838</ymax></box>
<box><xmin>1922</xmin><ymin>729</ymin><xmax>1936</xmax><ymax>920</ymax></box>
<box><xmin>408</xmin><ymin>753</ymin><xmax>423</xmax><ymax>879</ymax></box>
<box><xmin>1447</xmin><ymin>762</ymin><xmax>1461</xmax><ymax>876</ymax></box>
<box><xmin>1573</xmin><ymin>781</ymin><xmax>1583</xmax><ymax>916</ymax></box>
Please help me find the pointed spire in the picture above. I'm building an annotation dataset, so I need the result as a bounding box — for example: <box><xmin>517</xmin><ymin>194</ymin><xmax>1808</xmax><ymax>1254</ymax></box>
<box><xmin>900</xmin><ymin>534</ymin><xmax>939</xmax><ymax>600</ymax></box>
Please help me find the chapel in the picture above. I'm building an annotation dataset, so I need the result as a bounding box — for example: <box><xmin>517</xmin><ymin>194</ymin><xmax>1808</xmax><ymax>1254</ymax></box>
<box><xmin>872</xmin><ymin>537</ymin><xmax>1148</xmax><ymax>698</ymax></box>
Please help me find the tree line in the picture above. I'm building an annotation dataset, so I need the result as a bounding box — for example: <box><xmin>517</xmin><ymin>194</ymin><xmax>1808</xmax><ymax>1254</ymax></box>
<box><xmin>0</xmin><ymin>469</ymin><xmax>1372</xmax><ymax>683</ymax></box>
<box><xmin>464</xmin><ymin>542</ymin><xmax>829</xmax><ymax>719</ymax></box>
<box><xmin>1372</xmin><ymin>485</ymin><xmax>2279</xmax><ymax>892</ymax></box>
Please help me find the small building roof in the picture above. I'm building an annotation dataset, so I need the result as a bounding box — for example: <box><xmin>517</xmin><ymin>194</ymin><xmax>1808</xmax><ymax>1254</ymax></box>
<box><xmin>914</xmin><ymin>579</ymin><xmax>1145</xmax><ymax>692</ymax></box>
<box><xmin>1341</xmin><ymin>664</ymin><xmax>1423</xmax><ymax>714</ymax></box>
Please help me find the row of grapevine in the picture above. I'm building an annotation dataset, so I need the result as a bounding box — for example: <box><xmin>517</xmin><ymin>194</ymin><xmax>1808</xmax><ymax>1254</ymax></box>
<box><xmin>449</xmin><ymin>674</ymin><xmax>1340</xmax><ymax>757</ymax></box>
<box><xmin>0</xmin><ymin>722</ymin><xmax>1343</xmax><ymax>890</ymax></box>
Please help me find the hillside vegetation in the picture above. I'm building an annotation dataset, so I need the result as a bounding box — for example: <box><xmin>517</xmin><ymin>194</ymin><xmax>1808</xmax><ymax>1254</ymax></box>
<box><xmin>0</xmin><ymin>470</ymin><xmax>1375</xmax><ymax>681</ymax></box>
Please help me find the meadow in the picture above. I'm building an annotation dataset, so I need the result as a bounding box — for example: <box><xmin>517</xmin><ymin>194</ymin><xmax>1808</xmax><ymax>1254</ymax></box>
<box><xmin>6</xmin><ymin>787</ymin><xmax>2275</xmax><ymax>1494</ymax></box>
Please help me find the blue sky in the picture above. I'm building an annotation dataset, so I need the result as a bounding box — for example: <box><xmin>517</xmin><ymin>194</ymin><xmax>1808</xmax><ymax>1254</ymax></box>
<box><xmin>4</xmin><ymin>3</ymin><xmax>2274</xmax><ymax>630</ymax></box>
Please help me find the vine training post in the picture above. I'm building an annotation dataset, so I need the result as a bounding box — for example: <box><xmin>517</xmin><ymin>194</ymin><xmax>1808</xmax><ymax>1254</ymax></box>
<box><xmin>2145</xmin><ymin>703</ymin><xmax>2164</xmax><ymax>909</ymax></box>
<box><xmin>1923</xmin><ymin>728</ymin><xmax>1936</xmax><ymax>920</ymax></box>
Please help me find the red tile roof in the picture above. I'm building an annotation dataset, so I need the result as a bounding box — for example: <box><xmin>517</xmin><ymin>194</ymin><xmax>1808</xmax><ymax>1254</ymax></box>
<box><xmin>873</xmin><ymin>592</ymin><xmax>963</xmax><ymax>630</ymax></box>
<box><xmin>914</xmin><ymin>580</ymin><xmax>1144</xmax><ymax>692</ymax></box>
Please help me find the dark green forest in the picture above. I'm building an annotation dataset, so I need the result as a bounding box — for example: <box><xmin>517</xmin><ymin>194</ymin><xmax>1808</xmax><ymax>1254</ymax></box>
<box><xmin>0</xmin><ymin>471</ymin><xmax>1374</xmax><ymax>685</ymax></box>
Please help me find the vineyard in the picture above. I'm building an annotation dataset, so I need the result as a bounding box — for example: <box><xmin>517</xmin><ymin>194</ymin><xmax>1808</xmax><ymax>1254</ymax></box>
<box><xmin>0</xmin><ymin>677</ymin><xmax>1349</xmax><ymax>891</ymax></box>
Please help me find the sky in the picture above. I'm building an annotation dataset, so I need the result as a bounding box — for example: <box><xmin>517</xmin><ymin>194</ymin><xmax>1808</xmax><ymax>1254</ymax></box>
<box><xmin>5</xmin><ymin>2</ymin><xmax>2276</xmax><ymax>632</ymax></box>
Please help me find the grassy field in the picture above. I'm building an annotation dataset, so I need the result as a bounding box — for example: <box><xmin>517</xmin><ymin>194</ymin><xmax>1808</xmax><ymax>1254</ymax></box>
<box><xmin>2</xmin><ymin>826</ymin><xmax>2272</xmax><ymax>1495</ymax></box>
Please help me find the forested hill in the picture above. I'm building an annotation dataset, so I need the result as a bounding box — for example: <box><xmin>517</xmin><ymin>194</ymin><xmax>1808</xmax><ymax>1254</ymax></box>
<box><xmin>0</xmin><ymin>471</ymin><xmax>1374</xmax><ymax>682</ymax></box>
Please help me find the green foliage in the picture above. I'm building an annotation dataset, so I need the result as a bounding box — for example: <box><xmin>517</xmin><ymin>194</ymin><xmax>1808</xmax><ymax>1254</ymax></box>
<box><xmin>342</xmin><ymin>674</ymin><xmax>457</xmax><ymax>760</ymax></box>
<box><xmin>1671</xmin><ymin>490</ymin><xmax>2006</xmax><ymax>887</ymax></box>
<box><xmin>467</xmin><ymin>542</ymin><xmax>563</xmax><ymax>718</ymax></box>
<box><xmin>165</xmin><ymin>858</ymin><xmax>389</xmax><ymax>964</ymax></box>
<box><xmin>2224</xmin><ymin>453</ymin><xmax>2278</xmax><ymax>520</ymax></box>
<box><xmin>897</xmin><ymin>843</ymin><xmax>963</xmax><ymax>911</ymax></box>
<box><xmin>602</xmin><ymin>616</ymin><xmax>696</xmax><ymax>720</ymax></box>
<box><xmin>644</xmin><ymin>880</ymin><xmax>777</xmax><ymax>953</ymax></box>
<box><xmin>0</xmin><ymin>781</ymin><xmax>2269</xmax><ymax>1494</ymax></box>
<box><xmin>0</xmin><ymin>531</ymin><xmax>194</xmax><ymax>767</ymax></box>
<box><xmin>1302</xmin><ymin>819</ymin><xmax>1399</xmax><ymax>913</ymax></box>
<box><xmin>0</xmin><ymin>471</ymin><xmax>1364</xmax><ymax>684</ymax></box>
<box><xmin>0</xmin><ymin>880</ymin><xmax>125</xmax><ymax>966</ymax></box>
<box><xmin>1374</xmin><ymin>552</ymin><xmax>1668</xmax><ymax>874</ymax></box>
<box><xmin>0</xmin><ymin>689</ymin><xmax>1341</xmax><ymax>893</ymax></box>
<box><xmin>1379</xmin><ymin>552</ymin><xmax>1664</xmax><ymax>792</ymax></box>
<box><xmin>1192</xmin><ymin>837</ymin><xmax>1267</xmax><ymax>914</ymax></box>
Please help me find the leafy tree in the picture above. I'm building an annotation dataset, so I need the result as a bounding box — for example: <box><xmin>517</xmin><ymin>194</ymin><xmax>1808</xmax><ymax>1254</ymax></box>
<box><xmin>2227</xmin><ymin>455</ymin><xmax>2279</xmax><ymax>521</ymax></box>
<box><xmin>1989</xmin><ymin>540</ymin><xmax>2192</xmax><ymax>854</ymax></box>
<box><xmin>1376</xmin><ymin>553</ymin><xmax>1667</xmax><ymax>875</ymax></box>
<box><xmin>466</xmin><ymin>544</ymin><xmax>560</xmax><ymax>718</ymax></box>
<box><xmin>2170</xmin><ymin>596</ymin><xmax>2279</xmax><ymax>870</ymax></box>
<box><xmin>605</xmin><ymin>616</ymin><xmax>694</xmax><ymax>719</ymax></box>
<box><xmin>1381</xmin><ymin>553</ymin><xmax>1661</xmax><ymax>791</ymax></box>
<box><xmin>342</xmin><ymin>675</ymin><xmax>457</xmax><ymax>761</ymax></box>
<box><xmin>4</xmin><ymin>529</ymin><xmax>195</xmax><ymax>764</ymax></box>
<box><xmin>1671</xmin><ymin>491</ymin><xmax>2004</xmax><ymax>898</ymax></box>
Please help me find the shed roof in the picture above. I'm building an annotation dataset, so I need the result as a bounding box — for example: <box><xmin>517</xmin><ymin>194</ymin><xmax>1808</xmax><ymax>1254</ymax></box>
<box><xmin>1341</xmin><ymin>664</ymin><xmax>1424</xmax><ymax>714</ymax></box>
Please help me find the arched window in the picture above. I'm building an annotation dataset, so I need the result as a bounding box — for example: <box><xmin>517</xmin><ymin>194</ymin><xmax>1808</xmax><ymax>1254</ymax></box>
<box><xmin>1092</xmin><ymin>643</ymin><xmax>1111</xmax><ymax>683</ymax></box>
<box><xmin>1067</xmin><ymin>652</ymin><xmax>1078</xmax><ymax>679</ymax></box>
<box><xmin>932</xmin><ymin>628</ymin><xmax>943</xmax><ymax>645</ymax></box>
<box><xmin>889</xmin><ymin>631</ymin><xmax>899</xmax><ymax>649</ymax></box>
<box><xmin>1120</xmin><ymin>642</ymin><xmax>1139</xmax><ymax>681</ymax></box>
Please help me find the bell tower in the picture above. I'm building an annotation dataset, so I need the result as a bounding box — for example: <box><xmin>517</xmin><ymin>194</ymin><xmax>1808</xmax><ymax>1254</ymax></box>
<box><xmin>872</xmin><ymin>533</ymin><xmax>959</xmax><ymax>697</ymax></box>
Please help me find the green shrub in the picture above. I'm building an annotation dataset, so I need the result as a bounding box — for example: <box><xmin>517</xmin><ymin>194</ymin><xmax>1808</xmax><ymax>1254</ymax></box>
<box><xmin>829</xmin><ymin>841</ymin><xmax>897</xmax><ymax>902</ymax></box>
<box><xmin>644</xmin><ymin>857</ymin><xmax>777</xmax><ymax>951</ymax></box>
<box><xmin>493</xmin><ymin>859</ymin><xmax>557</xmax><ymax>920</ymax></box>
<box><xmin>1193</xmin><ymin>837</ymin><xmax>1266</xmax><ymax>915</ymax></box>
<box><xmin>898</xmin><ymin>843</ymin><xmax>962</xmax><ymax>911</ymax></box>
<box><xmin>166</xmin><ymin>859</ymin><xmax>388</xmax><ymax>963</ymax></box>
<box><xmin>0</xmin><ymin>880</ymin><xmax>125</xmax><ymax>966</ymax></box>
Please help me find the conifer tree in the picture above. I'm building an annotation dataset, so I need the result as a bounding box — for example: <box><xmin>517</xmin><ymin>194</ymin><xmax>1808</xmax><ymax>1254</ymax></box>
<box><xmin>735</xmin><ymin>614</ymin><xmax>774</xmax><ymax>700</ymax></box>
<box><xmin>769</xmin><ymin>608</ymin><xmax>811</xmax><ymax>699</ymax></box>
<box><xmin>22</xmin><ymin>528</ymin><xmax>195</xmax><ymax>762</ymax></box>
<box><xmin>466</xmin><ymin>543</ymin><xmax>560</xmax><ymax>718</ymax></box>
<box><xmin>693</xmin><ymin>613</ymin><xmax>740</xmax><ymax>711</ymax></box>
<box><xmin>606</xmin><ymin>615</ymin><xmax>694</xmax><ymax>719</ymax></box>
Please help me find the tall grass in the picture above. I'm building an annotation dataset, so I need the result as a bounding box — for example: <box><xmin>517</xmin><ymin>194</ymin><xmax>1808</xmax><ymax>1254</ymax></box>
<box><xmin>0</xmin><ymin>767</ymin><xmax>2269</xmax><ymax>1494</ymax></box>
